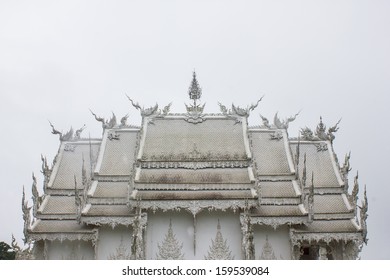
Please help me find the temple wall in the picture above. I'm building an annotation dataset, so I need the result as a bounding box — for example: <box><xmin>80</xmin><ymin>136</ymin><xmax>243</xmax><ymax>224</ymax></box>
<box><xmin>253</xmin><ymin>225</ymin><xmax>291</xmax><ymax>260</ymax></box>
<box><xmin>47</xmin><ymin>240</ymin><xmax>94</xmax><ymax>260</ymax></box>
<box><xmin>96</xmin><ymin>225</ymin><xmax>133</xmax><ymax>260</ymax></box>
<box><xmin>196</xmin><ymin>210</ymin><xmax>241</xmax><ymax>259</ymax></box>
<box><xmin>145</xmin><ymin>210</ymin><xmax>241</xmax><ymax>260</ymax></box>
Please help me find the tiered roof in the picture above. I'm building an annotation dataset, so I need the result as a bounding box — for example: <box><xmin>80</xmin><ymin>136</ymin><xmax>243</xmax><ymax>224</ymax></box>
<box><xmin>23</xmin><ymin>72</ymin><xmax>367</xmax><ymax>259</ymax></box>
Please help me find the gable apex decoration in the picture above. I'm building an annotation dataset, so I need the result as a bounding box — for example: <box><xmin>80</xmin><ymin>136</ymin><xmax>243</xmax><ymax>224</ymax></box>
<box><xmin>188</xmin><ymin>71</ymin><xmax>202</xmax><ymax>104</ymax></box>
<box><xmin>300</xmin><ymin>117</ymin><xmax>341</xmax><ymax>143</ymax></box>
<box><xmin>185</xmin><ymin>71</ymin><xmax>206</xmax><ymax>124</ymax></box>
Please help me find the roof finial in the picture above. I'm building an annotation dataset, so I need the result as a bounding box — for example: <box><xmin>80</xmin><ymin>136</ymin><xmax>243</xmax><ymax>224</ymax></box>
<box><xmin>185</xmin><ymin>71</ymin><xmax>206</xmax><ymax>124</ymax></box>
<box><xmin>188</xmin><ymin>71</ymin><xmax>202</xmax><ymax>106</ymax></box>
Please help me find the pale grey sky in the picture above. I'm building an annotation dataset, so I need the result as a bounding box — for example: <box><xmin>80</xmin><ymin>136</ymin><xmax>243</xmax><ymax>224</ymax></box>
<box><xmin>1</xmin><ymin>0</ymin><xmax>389</xmax><ymax>259</ymax></box>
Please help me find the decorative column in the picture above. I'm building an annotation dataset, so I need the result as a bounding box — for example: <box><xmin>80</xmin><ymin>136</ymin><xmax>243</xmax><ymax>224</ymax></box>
<box><xmin>240</xmin><ymin>212</ymin><xmax>255</xmax><ymax>260</ymax></box>
<box><xmin>131</xmin><ymin>209</ymin><xmax>147</xmax><ymax>260</ymax></box>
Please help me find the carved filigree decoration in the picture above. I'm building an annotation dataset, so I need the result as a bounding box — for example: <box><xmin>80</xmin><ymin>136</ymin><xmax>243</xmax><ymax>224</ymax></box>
<box><xmin>343</xmin><ymin>240</ymin><xmax>363</xmax><ymax>260</ymax></box>
<box><xmin>131</xmin><ymin>209</ymin><xmax>146</xmax><ymax>260</ymax></box>
<box><xmin>290</xmin><ymin>232</ymin><xmax>363</xmax><ymax>247</ymax></box>
<box><xmin>240</xmin><ymin>211</ymin><xmax>255</xmax><ymax>260</ymax></box>
<box><xmin>120</xmin><ymin>114</ymin><xmax>129</xmax><ymax>127</ymax></box>
<box><xmin>251</xmin><ymin>217</ymin><xmax>307</xmax><ymax>230</ymax></box>
<box><xmin>49</xmin><ymin>121</ymin><xmax>74</xmax><ymax>141</ymax></box>
<box><xmin>327</xmin><ymin>118</ymin><xmax>341</xmax><ymax>144</ymax></box>
<box><xmin>315</xmin><ymin>143</ymin><xmax>328</xmax><ymax>152</ymax></box>
<box><xmin>300</xmin><ymin>127</ymin><xmax>318</xmax><ymax>141</ymax></box>
<box><xmin>259</xmin><ymin>235</ymin><xmax>277</xmax><ymax>260</ymax></box>
<box><xmin>82</xmin><ymin>217</ymin><xmax>137</xmax><ymax>228</ymax></box>
<box><xmin>185</xmin><ymin>102</ymin><xmax>206</xmax><ymax>124</ymax></box>
<box><xmin>28</xmin><ymin>232</ymin><xmax>98</xmax><ymax>243</ymax></box>
<box><xmin>359</xmin><ymin>185</ymin><xmax>368</xmax><ymax>244</ymax></box>
<box><xmin>318</xmin><ymin>246</ymin><xmax>328</xmax><ymax>260</ymax></box>
<box><xmin>31</xmin><ymin>173</ymin><xmax>42</xmax><ymax>218</ymax></box>
<box><xmin>184</xmin><ymin>72</ymin><xmax>206</xmax><ymax>123</ymax></box>
<box><xmin>109</xmin><ymin>236</ymin><xmax>131</xmax><ymax>260</ymax></box>
<box><xmin>74</xmin><ymin>176</ymin><xmax>81</xmax><ymax>223</ymax></box>
<box><xmin>300</xmin><ymin>117</ymin><xmax>341</xmax><ymax>143</ymax></box>
<box><xmin>126</xmin><ymin>95</ymin><xmax>172</xmax><ymax>124</ymax></box>
<box><xmin>160</xmin><ymin>102</ymin><xmax>172</xmax><ymax>116</ymax></box>
<box><xmin>64</xmin><ymin>144</ymin><xmax>76</xmax><ymax>152</ymax></box>
<box><xmin>188</xmin><ymin>71</ymin><xmax>202</xmax><ymax>101</ymax></box>
<box><xmin>205</xmin><ymin>220</ymin><xmax>234</xmax><ymax>260</ymax></box>
<box><xmin>126</xmin><ymin>95</ymin><xmax>159</xmax><ymax>117</ymax></box>
<box><xmin>74</xmin><ymin>124</ymin><xmax>86</xmax><ymax>140</ymax></box>
<box><xmin>81</xmin><ymin>158</ymin><xmax>89</xmax><ymax>210</ymax></box>
<box><xmin>133</xmin><ymin>200</ymin><xmax>258</xmax><ymax>216</ymax></box>
<box><xmin>259</xmin><ymin>114</ymin><xmax>271</xmax><ymax>128</ymax></box>
<box><xmin>142</xmin><ymin>151</ymin><xmax>247</xmax><ymax>162</ymax></box>
<box><xmin>156</xmin><ymin>220</ymin><xmax>184</xmax><ymax>260</ymax></box>
<box><xmin>22</xmin><ymin>187</ymin><xmax>31</xmax><ymax>244</ymax></box>
<box><xmin>108</xmin><ymin>131</ymin><xmax>120</xmax><ymax>140</ymax></box>
<box><xmin>350</xmin><ymin>172</ymin><xmax>359</xmax><ymax>208</ymax></box>
<box><xmin>273</xmin><ymin>111</ymin><xmax>300</xmax><ymax>129</ymax></box>
<box><xmin>219</xmin><ymin>97</ymin><xmax>263</xmax><ymax>123</ymax></box>
<box><xmin>41</xmin><ymin>155</ymin><xmax>51</xmax><ymax>193</ymax></box>
<box><xmin>140</xmin><ymin>160</ymin><xmax>249</xmax><ymax>169</ymax></box>
<box><xmin>270</xmin><ymin>130</ymin><xmax>283</xmax><ymax>140</ymax></box>
<box><xmin>301</xmin><ymin>153</ymin><xmax>307</xmax><ymax>202</ymax></box>
<box><xmin>340</xmin><ymin>152</ymin><xmax>352</xmax><ymax>191</ymax></box>
<box><xmin>89</xmin><ymin>109</ymin><xmax>117</xmax><ymax>130</ymax></box>
<box><xmin>11</xmin><ymin>235</ymin><xmax>34</xmax><ymax>260</ymax></box>
<box><xmin>308</xmin><ymin>173</ymin><xmax>314</xmax><ymax>222</ymax></box>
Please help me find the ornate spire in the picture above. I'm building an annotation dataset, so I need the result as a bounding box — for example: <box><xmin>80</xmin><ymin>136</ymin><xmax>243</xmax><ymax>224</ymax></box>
<box><xmin>40</xmin><ymin>155</ymin><xmax>51</xmax><ymax>193</ymax></box>
<box><xmin>185</xmin><ymin>72</ymin><xmax>206</xmax><ymax>124</ymax></box>
<box><xmin>308</xmin><ymin>172</ymin><xmax>314</xmax><ymax>223</ymax></box>
<box><xmin>301</xmin><ymin>153</ymin><xmax>307</xmax><ymax>203</ymax></box>
<box><xmin>22</xmin><ymin>187</ymin><xmax>31</xmax><ymax>244</ymax></box>
<box><xmin>295</xmin><ymin>137</ymin><xmax>300</xmax><ymax>180</ymax></box>
<box><xmin>351</xmin><ymin>171</ymin><xmax>359</xmax><ymax>208</ymax></box>
<box><xmin>74</xmin><ymin>176</ymin><xmax>81</xmax><ymax>223</ymax></box>
<box><xmin>205</xmin><ymin>220</ymin><xmax>234</xmax><ymax>260</ymax></box>
<box><xmin>31</xmin><ymin>173</ymin><xmax>42</xmax><ymax>218</ymax></box>
<box><xmin>188</xmin><ymin>71</ymin><xmax>202</xmax><ymax>105</ymax></box>
<box><xmin>341</xmin><ymin>152</ymin><xmax>352</xmax><ymax>192</ymax></box>
<box><xmin>81</xmin><ymin>157</ymin><xmax>89</xmax><ymax>212</ymax></box>
<box><xmin>360</xmin><ymin>185</ymin><xmax>368</xmax><ymax>244</ymax></box>
<box><xmin>327</xmin><ymin>119</ymin><xmax>341</xmax><ymax>144</ymax></box>
<box><xmin>156</xmin><ymin>219</ymin><xmax>184</xmax><ymax>260</ymax></box>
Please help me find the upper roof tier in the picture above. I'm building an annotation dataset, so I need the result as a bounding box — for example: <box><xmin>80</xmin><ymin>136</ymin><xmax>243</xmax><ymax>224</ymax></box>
<box><xmin>139</xmin><ymin>117</ymin><xmax>249</xmax><ymax>162</ymax></box>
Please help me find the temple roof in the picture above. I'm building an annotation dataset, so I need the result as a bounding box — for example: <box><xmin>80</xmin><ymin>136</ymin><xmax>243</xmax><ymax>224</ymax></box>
<box><xmin>49</xmin><ymin>141</ymin><xmax>100</xmax><ymax>191</ymax></box>
<box><xmin>140</xmin><ymin>117</ymin><xmax>249</xmax><ymax>161</ymax></box>
<box><xmin>95</xmin><ymin>129</ymin><xmax>139</xmax><ymax>176</ymax></box>
<box><xmin>249</xmin><ymin>129</ymin><xmax>294</xmax><ymax>175</ymax></box>
<box><xmin>290</xmin><ymin>141</ymin><xmax>343</xmax><ymax>188</ymax></box>
<box><xmin>26</xmin><ymin>77</ymin><xmax>365</xmax><ymax>247</ymax></box>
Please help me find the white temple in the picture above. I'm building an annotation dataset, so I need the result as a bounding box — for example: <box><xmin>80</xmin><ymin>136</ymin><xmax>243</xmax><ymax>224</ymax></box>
<box><xmin>20</xmin><ymin>72</ymin><xmax>367</xmax><ymax>260</ymax></box>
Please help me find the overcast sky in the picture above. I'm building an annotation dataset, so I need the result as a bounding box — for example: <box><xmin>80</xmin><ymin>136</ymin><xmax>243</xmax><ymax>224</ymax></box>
<box><xmin>0</xmin><ymin>0</ymin><xmax>389</xmax><ymax>259</ymax></box>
